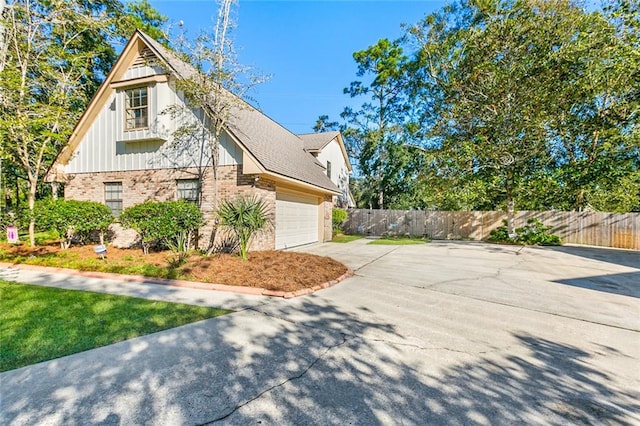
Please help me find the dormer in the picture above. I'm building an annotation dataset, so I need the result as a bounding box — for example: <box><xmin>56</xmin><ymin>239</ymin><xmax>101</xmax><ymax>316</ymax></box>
<box><xmin>109</xmin><ymin>46</ymin><xmax>169</xmax><ymax>144</ymax></box>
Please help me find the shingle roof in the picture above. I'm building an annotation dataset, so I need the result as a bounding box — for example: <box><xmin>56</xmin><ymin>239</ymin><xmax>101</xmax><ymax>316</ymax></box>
<box><xmin>298</xmin><ymin>131</ymin><xmax>340</xmax><ymax>152</ymax></box>
<box><xmin>137</xmin><ymin>30</ymin><xmax>339</xmax><ymax>194</ymax></box>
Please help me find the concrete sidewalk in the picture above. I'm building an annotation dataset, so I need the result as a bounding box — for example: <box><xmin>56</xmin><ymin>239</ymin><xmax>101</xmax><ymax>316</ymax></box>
<box><xmin>1</xmin><ymin>240</ymin><xmax>639</xmax><ymax>425</ymax></box>
<box><xmin>0</xmin><ymin>266</ymin><xmax>271</xmax><ymax>311</ymax></box>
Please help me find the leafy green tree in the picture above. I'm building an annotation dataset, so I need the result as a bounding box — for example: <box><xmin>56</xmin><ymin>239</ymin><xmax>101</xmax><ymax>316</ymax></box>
<box><xmin>160</xmin><ymin>0</ymin><xmax>266</xmax><ymax>253</ymax></box>
<box><xmin>342</xmin><ymin>38</ymin><xmax>413</xmax><ymax>210</ymax></box>
<box><xmin>408</xmin><ymin>0</ymin><xmax>575</xmax><ymax>230</ymax></box>
<box><xmin>544</xmin><ymin>0</ymin><xmax>639</xmax><ymax>211</ymax></box>
<box><xmin>403</xmin><ymin>0</ymin><xmax>639</xmax><ymax>219</ymax></box>
<box><xmin>313</xmin><ymin>115</ymin><xmax>340</xmax><ymax>133</ymax></box>
<box><xmin>217</xmin><ymin>195</ymin><xmax>271</xmax><ymax>261</ymax></box>
<box><xmin>0</xmin><ymin>0</ymin><xmax>166</xmax><ymax>246</ymax></box>
<box><xmin>1</xmin><ymin>1</ymin><xmax>107</xmax><ymax>246</ymax></box>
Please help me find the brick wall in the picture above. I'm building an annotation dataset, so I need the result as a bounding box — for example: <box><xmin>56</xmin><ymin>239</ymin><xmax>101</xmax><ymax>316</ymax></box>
<box><xmin>64</xmin><ymin>165</ymin><xmax>276</xmax><ymax>250</ymax></box>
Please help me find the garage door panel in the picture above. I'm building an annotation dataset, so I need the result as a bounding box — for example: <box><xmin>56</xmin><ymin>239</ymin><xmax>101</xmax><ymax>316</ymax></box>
<box><xmin>275</xmin><ymin>191</ymin><xmax>319</xmax><ymax>249</ymax></box>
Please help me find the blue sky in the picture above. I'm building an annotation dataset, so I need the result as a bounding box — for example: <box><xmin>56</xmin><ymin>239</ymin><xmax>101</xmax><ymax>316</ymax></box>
<box><xmin>148</xmin><ymin>0</ymin><xmax>445</xmax><ymax>133</ymax></box>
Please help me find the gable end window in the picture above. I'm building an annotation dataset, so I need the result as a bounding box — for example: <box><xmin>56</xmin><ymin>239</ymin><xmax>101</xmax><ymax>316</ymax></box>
<box><xmin>104</xmin><ymin>182</ymin><xmax>123</xmax><ymax>217</ymax></box>
<box><xmin>125</xmin><ymin>87</ymin><xmax>148</xmax><ymax>130</ymax></box>
<box><xmin>326</xmin><ymin>161</ymin><xmax>332</xmax><ymax>179</ymax></box>
<box><xmin>177</xmin><ymin>179</ymin><xmax>199</xmax><ymax>204</ymax></box>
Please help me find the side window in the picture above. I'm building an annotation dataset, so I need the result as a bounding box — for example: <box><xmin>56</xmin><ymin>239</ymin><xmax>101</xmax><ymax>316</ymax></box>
<box><xmin>177</xmin><ymin>179</ymin><xmax>199</xmax><ymax>204</ymax></box>
<box><xmin>326</xmin><ymin>161</ymin><xmax>332</xmax><ymax>179</ymax></box>
<box><xmin>104</xmin><ymin>182</ymin><xmax>123</xmax><ymax>217</ymax></box>
<box><xmin>125</xmin><ymin>87</ymin><xmax>148</xmax><ymax>130</ymax></box>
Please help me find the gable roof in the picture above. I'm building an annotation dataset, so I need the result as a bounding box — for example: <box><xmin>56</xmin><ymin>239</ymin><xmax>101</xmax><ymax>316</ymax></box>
<box><xmin>136</xmin><ymin>31</ymin><xmax>340</xmax><ymax>194</ymax></box>
<box><xmin>298</xmin><ymin>131</ymin><xmax>353</xmax><ymax>173</ymax></box>
<box><xmin>52</xmin><ymin>30</ymin><xmax>339</xmax><ymax>194</ymax></box>
<box><xmin>298</xmin><ymin>131</ymin><xmax>341</xmax><ymax>151</ymax></box>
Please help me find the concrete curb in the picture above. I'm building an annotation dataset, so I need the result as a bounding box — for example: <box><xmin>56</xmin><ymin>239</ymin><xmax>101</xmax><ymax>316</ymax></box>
<box><xmin>0</xmin><ymin>262</ymin><xmax>354</xmax><ymax>299</ymax></box>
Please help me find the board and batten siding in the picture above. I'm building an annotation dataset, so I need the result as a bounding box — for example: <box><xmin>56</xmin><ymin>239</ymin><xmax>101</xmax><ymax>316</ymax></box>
<box><xmin>121</xmin><ymin>64</ymin><xmax>165</xmax><ymax>81</ymax></box>
<box><xmin>65</xmin><ymin>66</ymin><xmax>242</xmax><ymax>174</ymax></box>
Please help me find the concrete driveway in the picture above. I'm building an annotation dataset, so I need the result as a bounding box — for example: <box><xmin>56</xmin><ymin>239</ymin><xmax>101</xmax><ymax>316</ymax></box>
<box><xmin>1</xmin><ymin>240</ymin><xmax>639</xmax><ymax>425</ymax></box>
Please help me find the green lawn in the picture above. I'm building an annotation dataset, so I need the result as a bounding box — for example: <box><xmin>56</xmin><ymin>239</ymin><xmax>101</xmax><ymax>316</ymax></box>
<box><xmin>0</xmin><ymin>281</ymin><xmax>231</xmax><ymax>372</ymax></box>
<box><xmin>367</xmin><ymin>236</ymin><xmax>429</xmax><ymax>245</ymax></box>
<box><xmin>331</xmin><ymin>234</ymin><xmax>364</xmax><ymax>243</ymax></box>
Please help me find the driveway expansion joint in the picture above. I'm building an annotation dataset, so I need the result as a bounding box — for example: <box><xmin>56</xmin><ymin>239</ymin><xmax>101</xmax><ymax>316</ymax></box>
<box><xmin>199</xmin><ymin>333</ymin><xmax>350</xmax><ymax>425</ymax></box>
<box><xmin>353</xmin><ymin>246</ymin><xmax>401</xmax><ymax>272</ymax></box>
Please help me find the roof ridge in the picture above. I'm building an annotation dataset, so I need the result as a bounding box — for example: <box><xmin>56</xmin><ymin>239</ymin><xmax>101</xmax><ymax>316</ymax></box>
<box><xmin>297</xmin><ymin>130</ymin><xmax>339</xmax><ymax>136</ymax></box>
<box><xmin>134</xmin><ymin>30</ymin><xmax>339</xmax><ymax>194</ymax></box>
<box><xmin>136</xmin><ymin>29</ymin><xmax>304</xmax><ymax>146</ymax></box>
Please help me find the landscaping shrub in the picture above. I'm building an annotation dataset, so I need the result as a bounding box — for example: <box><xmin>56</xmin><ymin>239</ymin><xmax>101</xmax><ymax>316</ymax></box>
<box><xmin>34</xmin><ymin>199</ymin><xmax>113</xmax><ymax>249</ymax></box>
<box><xmin>120</xmin><ymin>200</ymin><xmax>202</xmax><ymax>255</ymax></box>
<box><xmin>488</xmin><ymin>218</ymin><xmax>561</xmax><ymax>246</ymax></box>
<box><xmin>1</xmin><ymin>207</ymin><xmax>31</xmax><ymax>235</ymax></box>
<box><xmin>332</xmin><ymin>207</ymin><xmax>348</xmax><ymax>234</ymax></box>
<box><xmin>217</xmin><ymin>195</ymin><xmax>271</xmax><ymax>261</ymax></box>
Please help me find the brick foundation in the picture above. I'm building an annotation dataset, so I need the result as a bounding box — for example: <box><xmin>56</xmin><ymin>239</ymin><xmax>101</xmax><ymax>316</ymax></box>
<box><xmin>64</xmin><ymin>165</ymin><xmax>276</xmax><ymax>250</ymax></box>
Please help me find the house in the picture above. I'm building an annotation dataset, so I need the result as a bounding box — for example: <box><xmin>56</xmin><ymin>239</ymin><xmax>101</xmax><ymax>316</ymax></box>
<box><xmin>298</xmin><ymin>131</ymin><xmax>354</xmax><ymax>208</ymax></box>
<box><xmin>46</xmin><ymin>30</ymin><xmax>353</xmax><ymax>250</ymax></box>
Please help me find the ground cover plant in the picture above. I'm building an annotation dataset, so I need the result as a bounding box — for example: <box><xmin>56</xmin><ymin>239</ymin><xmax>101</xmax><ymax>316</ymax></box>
<box><xmin>368</xmin><ymin>236</ymin><xmax>428</xmax><ymax>245</ymax></box>
<box><xmin>0</xmin><ymin>243</ymin><xmax>348</xmax><ymax>292</ymax></box>
<box><xmin>488</xmin><ymin>219</ymin><xmax>561</xmax><ymax>246</ymax></box>
<box><xmin>0</xmin><ymin>280</ymin><xmax>230</xmax><ymax>372</ymax></box>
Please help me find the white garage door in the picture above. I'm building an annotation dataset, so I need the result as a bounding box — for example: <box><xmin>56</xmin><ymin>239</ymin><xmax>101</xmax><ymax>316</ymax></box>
<box><xmin>275</xmin><ymin>190</ymin><xmax>319</xmax><ymax>249</ymax></box>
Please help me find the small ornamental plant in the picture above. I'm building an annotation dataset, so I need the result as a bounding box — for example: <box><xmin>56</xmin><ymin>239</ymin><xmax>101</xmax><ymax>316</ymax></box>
<box><xmin>217</xmin><ymin>195</ymin><xmax>271</xmax><ymax>261</ymax></box>
<box><xmin>332</xmin><ymin>207</ymin><xmax>348</xmax><ymax>235</ymax></box>
<box><xmin>488</xmin><ymin>218</ymin><xmax>561</xmax><ymax>246</ymax></box>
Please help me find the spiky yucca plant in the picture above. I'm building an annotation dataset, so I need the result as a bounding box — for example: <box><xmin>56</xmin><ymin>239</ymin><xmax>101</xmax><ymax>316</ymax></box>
<box><xmin>217</xmin><ymin>195</ymin><xmax>271</xmax><ymax>260</ymax></box>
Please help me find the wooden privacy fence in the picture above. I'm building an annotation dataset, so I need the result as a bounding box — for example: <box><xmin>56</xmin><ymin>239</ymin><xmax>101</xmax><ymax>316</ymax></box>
<box><xmin>343</xmin><ymin>209</ymin><xmax>640</xmax><ymax>250</ymax></box>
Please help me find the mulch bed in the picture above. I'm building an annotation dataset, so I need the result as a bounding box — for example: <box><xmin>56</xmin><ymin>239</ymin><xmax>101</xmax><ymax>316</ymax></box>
<box><xmin>0</xmin><ymin>243</ymin><xmax>349</xmax><ymax>293</ymax></box>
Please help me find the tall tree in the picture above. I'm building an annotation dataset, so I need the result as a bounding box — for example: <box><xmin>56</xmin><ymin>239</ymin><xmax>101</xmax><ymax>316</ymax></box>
<box><xmin>342</xmin><ymin>38</ymin><xmax>411</xmax><ymax>209</ymax></box>
<box><xmin>161</xmin><ymin>0</ymin><xmax>266</xmax><ymax>252</ymax></box>
<box><xmin>0</xmin><ymin>0</ymin><xmax>166</xmax><ymax>245</ymax></box>
<box><xmin>544</xmin><ymin>0</ymin><xmax>639</xmax><ymax>211</ymax></box>
<box><xmin>313</xmin><ymin>114</ymin><xmax>339</xmax><ymax>133</ymax></box>
<box><xmin>405</xmin><ymin>0</ymin><xmax>639</xmax><ymax>225</ymax></box>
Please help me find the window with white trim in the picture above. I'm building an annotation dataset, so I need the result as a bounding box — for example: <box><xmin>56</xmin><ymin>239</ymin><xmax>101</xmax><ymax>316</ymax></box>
<box><xmin>125</xmin><ymin>87</ymin><xmax>148</xmax><ymax>129</ymax></box>
<box><xmin>177</xmin><ymin>179</ymin><xmax>199</xmax><ymax>204</ymax></box>
<box><xmin>326</xmin><ymin>161</ymin><xmax>332</xmax><ymax>179</ymax></box>
<box><xmin>104</xmin><ymin>182</ymin><xmax>123</xmax><ymax>217</ymax></box>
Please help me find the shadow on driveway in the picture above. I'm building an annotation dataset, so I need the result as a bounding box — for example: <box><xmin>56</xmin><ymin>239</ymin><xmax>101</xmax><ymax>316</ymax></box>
<box><xmin>2</xmin><ymin>298</ymin><xmax>637</xmax><ymax>425</ymax></box>
<box><xmin>548</xmin><ymin>245</ymin><xmax>639</xmax><ymax>269</ymax></box>
<box><xmin>545</xmin><ymin>246</ymin><xmax>640</xmax><ymax>299</ymax></box>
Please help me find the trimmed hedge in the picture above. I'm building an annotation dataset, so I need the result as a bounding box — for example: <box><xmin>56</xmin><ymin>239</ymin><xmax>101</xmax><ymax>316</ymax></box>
<box><xmin>34</xmin><ymin>199</ymin><xmax>113</xmax><ymax>249</ymax></box>
<box><xmin>120</xmin><ymin>200</ymin><xmax>203</xmax><ymax>254</ymax></box>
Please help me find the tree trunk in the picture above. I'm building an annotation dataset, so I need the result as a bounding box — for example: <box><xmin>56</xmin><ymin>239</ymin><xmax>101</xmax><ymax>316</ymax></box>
<box><xmin>28</xmin><ymin>177</ymin><xmax>37</xmax><ymax>247</ymax></box>
<box><xmin>505</xmin><ymin>174</ymin><xmax>515</xmax><ymax>236</ymax></box>
<box><xmin>51</xmin><ymin>182</ymin><xmax>59</xmax><ymax>200</ymax></box>
<box><xmin>507</xmin><ymin>196</ymin><xmax>515</xmax><ymax>237</ymax></box>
